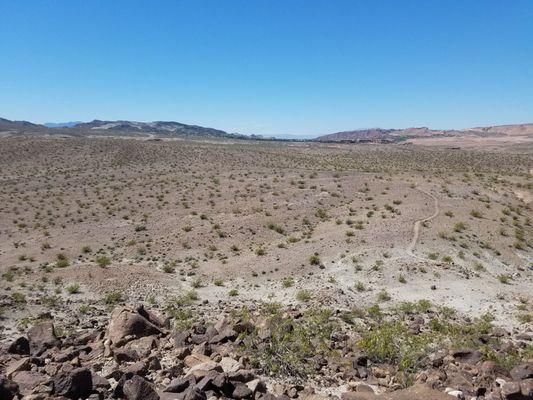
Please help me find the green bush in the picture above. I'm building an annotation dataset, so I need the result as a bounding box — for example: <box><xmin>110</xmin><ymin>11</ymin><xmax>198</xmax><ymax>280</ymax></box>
<box><xmin>282</xmin><ymin>277</ymin><xmax>294</xmax><ymax>288</ymax></box>
<box><xmin>358</xmin><ymin>321</ymin><xmax>436</xmax><ymax>371</ymax></box>
<box><xmin>66</xmin><ymin>283</ymin><xmax>80</xmax><ymax>294</ymax></box>
<box><xmin>96</xmin><ymin>256</ymin><xmax>111</xmax><ymax>267</ymax></box>
<box><xmin>103</xmin><ymin>291</ymin><xmax>123</xmax><ymax>305</ymax></box>
<box><xmin>239</xmin><ymin>307</ymin><xmax>337</xmax><ymax>378</ymax></box>
<box><xmin>296</xmin><ymin>289</ymin><xmax>311</xmax><ymax>302</ymax></box>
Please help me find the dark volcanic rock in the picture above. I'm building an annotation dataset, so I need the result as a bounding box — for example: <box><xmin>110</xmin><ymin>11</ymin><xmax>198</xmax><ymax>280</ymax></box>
<box><xmin>53</xmin><ymin>367</ymin><xmax>93</xmax><ymax>399</ymax></box>
<box><xmin>108</xmin><ymin>306</ymin><xmax>163</xmax><ymax>346</ymax></box>
<box><xmin>27</xmin><ymin>320</ymin><xmax>61</xmax><ymax>356</ymax></box>
<box><xmin>7</xmin><ymin>336</ymin><xmax>29</xmax><ymax>355</ymax></box>
<box><xmin>164</xmin><ymin>377</ymin><xmax>193</xmax><ymax>393</ymax></box>
<box><xmin>0</xmin><ymin>375</ymin><xmax>19</xmax><ymax>400</ymax></box>
<box><xmin>123</xmin><ymin>374</ymin><xmax>160</xmax><ymax>400</ymax></box>
<box><xmin>233</xmin><ymin>383</ymin><xmax>253</xmax><ymax>399</ymax></box>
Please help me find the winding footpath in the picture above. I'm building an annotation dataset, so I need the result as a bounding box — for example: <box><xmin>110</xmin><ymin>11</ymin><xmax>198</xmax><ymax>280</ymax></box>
<box><xmin>408</xmin><ymin>188</ymin><xmax>440</xmax><ymax>255</ymax></box>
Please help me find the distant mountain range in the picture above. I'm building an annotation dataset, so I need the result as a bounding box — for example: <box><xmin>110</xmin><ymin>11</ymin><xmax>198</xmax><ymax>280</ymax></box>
<box><xmin>72</xmin><ymin>120</ymin><xmax>244</xmax><ymax>138</ymax></box>
<box><xmin>0</xmin><ymin>118</ymin><xmax>245</xmax><ymax>139</ymax></box>
<box><xmin>315</xmin><ymin>124</ymin><xmax>533</xmax><ymax>143</ymax></box>
<box><xmin>1</xmin><ymin>117</ymin><xmax>532</xmax><ymax>143</ymax></box>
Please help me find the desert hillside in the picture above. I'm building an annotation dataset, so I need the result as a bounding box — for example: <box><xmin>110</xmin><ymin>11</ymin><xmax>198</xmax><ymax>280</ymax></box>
<box><xmin>0</xmin><ymin>136</ymin><xmax>531</xmax><ymax>399</ymax></box>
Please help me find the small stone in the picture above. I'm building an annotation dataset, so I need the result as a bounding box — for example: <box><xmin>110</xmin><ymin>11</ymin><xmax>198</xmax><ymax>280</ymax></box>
<box><xmin>0</xmin><ymin>376</ymin><xmax>19</xmax><ymax>400</ymax></box>
<box><xmin>501</xmin><ymin>382</ymin><xmax>521</xmax><ymax>399</ymax></box>
<box><xmin>5</xmin><ymin>358</ymin><xmax>30</xmax><ymax>379</ymax></box>
<box><xmin>233</xmin><ymin>383</ymin><xmax>253</xmax><ymax>399</ymax></box>
<box><xmin>510</xmin><ymin>362</ymin><xmax>533</xmax><ymax>381</ymax></box>
<box><xmin>7</xmin><ymin>337</ymin><xmax>29</xmax><ymax>355</ymax></box>
<box><xmin>444</xmin><ymin>388</ymin><xmax>465</xmax><ymax>399</ymax></box>
<box><xmin>219</xmin><ymin>356</ymin><xmax>242</xmax><ymax>373</ymax></box>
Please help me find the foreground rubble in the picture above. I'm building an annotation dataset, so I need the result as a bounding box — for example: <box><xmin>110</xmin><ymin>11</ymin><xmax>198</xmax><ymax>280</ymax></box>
<box><xmin>0</xmin><ymin>304</ymin><xmax>532</xmax><ymax>400</ymax></box>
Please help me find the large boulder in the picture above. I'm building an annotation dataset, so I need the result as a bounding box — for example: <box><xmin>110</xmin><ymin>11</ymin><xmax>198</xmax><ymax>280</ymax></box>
<box><xmin>27</xmin><ymin>320</ymin><xmax>61</xmax><ymax>356</ymax></box>
<box><xmin>123</xmin><ymin>374</ymin><xmax>159</xmax><ymax>400</ymax></box>
<box><xmin>53</xmin><ymin>367</ymin><xmax>93</xmax><ymax>399</ymax></box>
<box><xmin>5</xmin><ymin>357</ymin><xmax>30</xmax><ymax>378</ymax></box>
<box><xmin>450</xmin><ymin>348</ymin><xmax>483</xmax><ymax>365</ymax></box>
<box><xmin>107</xmin><ymin>307</ymin><xmax>163</xmax><ymax>346</ymax></box>
<box><xmin>511</xmin><ymin>362</ymin><xmax>533</xmax><ymax>381</ymax></box>
<box><xmin>0</xmin><ymin>376</ymin><xmax>19</xmax><ymax>400</ymax></box>
<box><xmin>11</xmin><ymin>370</ymin><xmax>48</xmax><ymax>396</ymax></box>
<box><xmin>7</xmin><ymin>336</ymin><xmax>29</xmax><ymax>355</ymax></box>
<box><xmin>137</xmin><ymin>306</ymin><xmax>170</xmax><ymax>329</ymax></box>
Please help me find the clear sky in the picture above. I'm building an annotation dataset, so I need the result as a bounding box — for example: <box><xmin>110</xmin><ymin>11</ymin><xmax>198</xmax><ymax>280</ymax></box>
<box><xmin>1</xmin><ymin>1</ymin><xmax>532</xmax><ymax>136</ymax></box>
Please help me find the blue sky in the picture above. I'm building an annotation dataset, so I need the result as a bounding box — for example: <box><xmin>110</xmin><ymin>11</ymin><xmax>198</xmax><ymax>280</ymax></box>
<box><xmin>1</xmin><ymin>1</ymin><xmax>532</xmax><ymax>136</ymax></box>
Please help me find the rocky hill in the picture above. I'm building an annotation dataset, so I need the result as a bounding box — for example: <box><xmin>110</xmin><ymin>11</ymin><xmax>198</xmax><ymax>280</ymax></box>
<box><xmin>0</xmin><ymin>118</ymin><xmax>44</xmax><ymax>135</ymax></box>
<box><xmin>72</xmin><ymin>120</ymin><xmax>244</xmax><ymax>138</ymax></box>
<box><xmin>1</xmin><ymin>302</ymin><xmax>531</xmax><ymax>400</ymax></box>
<box><xmin>315</xmin><ymin>124</ymin><xmax>533</xmax><ymax>143</ymax></box>
<box><xmin>0</xmin><ymin>118</ymin><xmax>244</xmax><ymax>139</ymax></box>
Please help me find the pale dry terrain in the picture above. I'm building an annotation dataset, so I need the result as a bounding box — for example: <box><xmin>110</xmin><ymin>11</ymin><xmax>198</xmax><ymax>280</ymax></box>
<box><xmin>0</xmin><ymin>137</ymin><xmax>531</xmax><ymax>330</ymax></box>
<box><xmin>0</xmin><ymin>136</ymin><xmax>532</xmax><ymax>399</ymax></box>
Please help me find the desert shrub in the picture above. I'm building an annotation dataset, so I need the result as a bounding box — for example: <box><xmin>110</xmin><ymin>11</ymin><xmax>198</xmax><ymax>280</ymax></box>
<box><xmin>358</xmin><ymin>320</ymin><xmax>437</xmax><ymax>371</ymax></box>
<box><xmin>11</xmin><ymin>292</ymin><xmax>26</xmax><ymax>304</ymax></box>
<box><xmin>42</xmin><ymin>295</ymin><xmax>61</xmax><ymax>308</ymax></box>
<box><xmin>162</xmin><ymin>263</ymin><xmax>175</xmax><ymax>273</ymax></box>
<box><xmin>474</xmin><ymin>262</ymin><xmax>485</xmax><ymax>272</ymax></box>
<box><xmin>267</xmin><ymin>222</ymin><xmax>285</xmax><ymax>234</ymax></box>
<box><xmin>165</xmin><ymin>296</ymin><xmax>197</xmax><ymax>330</ymax></box>
<box><xmin>66</xmin><ymin>283</ymin><xmax>80</xmax><ymax>294</ymax></box>
<box><xmin>296</xmin><ymin>289</ymin><xmax>311</xmax><ymax>302</ymax></box>
<box><xmin>56</xmin><ymin>253</ymin><xmax>69</xmax><ymax>268</ymax></box>
<box><xmin>470</xmin><ymin>209</ymin><xmax>483</xmax><ymax>218</ymax></box>
<box><xmin>497</xmin><ymin>274</ymin><xmax>511</xmax><ymax>284</ymax></box>
<box><xmin>96</xmin><ymin>256</ymin><xmax>111</xmax><ymax>267</ymax></box>
<box><xmin>282</xmin><ymin>277</ymin><xmax>294</xmax><ymax>288</ymax></box>
<box><xmin>239</xmin><ymin>307</ymin><xmax>337</xmax><ymax>379</ymax></box>
<box><xmin>315</xmin><ymin>208</ymin><xmax>327</xmax><ymax>220</ymax></box>
<box><xmin>309</xmin><ymin>254</ymin><xmax>320</xmax><ymax>265</ymax></box>
<box><xmin>454</xmin><ymin>222</ymin><xmax>467</xmax><ymax>232</ymax></box>
<box><xmin>103</xmin><ymin>291</ymin><xmax>124</xmax><ymax>305</ymax></box>
<box><xmin>2</xmin><ymin>270</ymin><xmax>15</xmax><ymax>282</ymax></box>
<box><xmin>355</xmin><ymin>281</ymin><xmax>366</xmax><ymax>292</ymax></box>
<box><xmin>517</xmin><ymin>313</ymin><xmax>532</xmax><ymax>324</ymax></box>
<box><xmin>191</xmin><ymin>278</ymin><xmax>203</xmax><ymax>288</ymax></box>
<box><xmin>377</xmin><ymin>290</ymin><xmax>391</xmax><ymax>302</ymax></box>
<box><xmin>78</xmin><ymin>304</ymin><xmax>90</xmax><ymax>314</ymax></box>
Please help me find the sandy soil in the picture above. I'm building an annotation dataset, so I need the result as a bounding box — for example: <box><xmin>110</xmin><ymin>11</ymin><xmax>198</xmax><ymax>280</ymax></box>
<box><xmin>0</xmin><ymin>137</ymin><xmax>531</xmax><ymax>339</ymax></box>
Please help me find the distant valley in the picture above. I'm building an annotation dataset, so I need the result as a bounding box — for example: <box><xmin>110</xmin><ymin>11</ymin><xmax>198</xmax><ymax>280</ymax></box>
<box><xmin>1</xmin><ymin>117</ymin><xmax>533</xmax><ymax>147</ymax></box>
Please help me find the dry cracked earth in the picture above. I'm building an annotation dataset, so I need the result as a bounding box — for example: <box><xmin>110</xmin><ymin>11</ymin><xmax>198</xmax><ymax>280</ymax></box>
<box><xmin>0</xmin><ymin>137</ymin><xmax>532</xmax><ymax>400</ymax></box>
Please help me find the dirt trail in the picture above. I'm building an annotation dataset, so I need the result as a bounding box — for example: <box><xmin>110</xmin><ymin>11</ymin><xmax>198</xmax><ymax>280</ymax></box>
<box><xmin>408</xmin><ymin>188</ymin><xmax>439</xmax><ymax>254</ymax></box>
